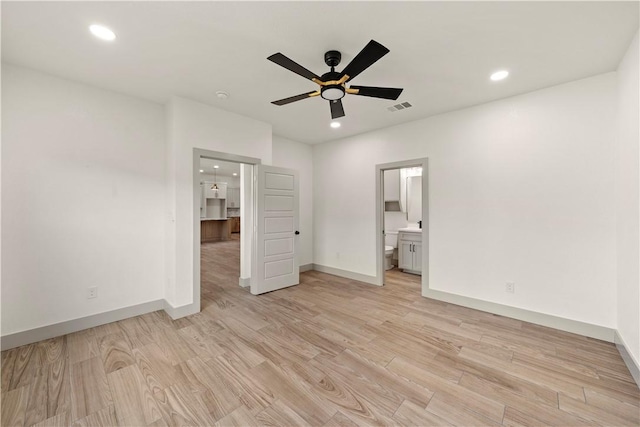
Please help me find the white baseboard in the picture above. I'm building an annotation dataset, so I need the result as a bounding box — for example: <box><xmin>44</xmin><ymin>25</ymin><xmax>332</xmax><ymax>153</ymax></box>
<box><xmin>422</xmin><ymin>288</ymin><xmax>615</xmax><ymax>342</ymax></box>
<box><xmin>1</xmin><ymin>299</ymin><xmax>164</xmax><ymax>351</ymax></box>
<box><xmin>299</xmin><ymin>263</ymin><xmax>314</xmax><ymax>273</ymax></box>
<box><xmin>615</xmin><ymin>330</ymin><xmax>640</xmax><ymax>388</ymax></box>
<box><xmin>238</xmin><ymin>277</ymin><xmax>251</xmax><ymax>288</ymax></box>
<box><xmin>312</xmin><ymin>264</ymin><xmax>380</xmax><ymax>286</ymax></box>
<box><xmin>163</xmin><ymin>300</ymin><xmax>199</xmax><ymax>320</ymax></box>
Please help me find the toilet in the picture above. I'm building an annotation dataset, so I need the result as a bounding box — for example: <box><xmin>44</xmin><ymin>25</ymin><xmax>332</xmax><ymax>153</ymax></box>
<box><xmin>384</xmin><ymin>231</ymin><xmax>398</xmax><ymax>270</ymax></box>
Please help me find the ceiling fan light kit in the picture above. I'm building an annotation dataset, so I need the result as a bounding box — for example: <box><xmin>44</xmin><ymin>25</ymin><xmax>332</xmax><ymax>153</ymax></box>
<box><xmin>268</xmin><ymin>40</ymin><xmax>403</xmax><ymax>120</ymax></box>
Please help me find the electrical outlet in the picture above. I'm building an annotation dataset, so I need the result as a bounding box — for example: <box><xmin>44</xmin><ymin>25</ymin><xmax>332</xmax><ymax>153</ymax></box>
<box><xmin>88</xmin><ymin>287</ymin><xmax>98</xmax><ymax>299</ymax></box>
<box><xmin>336</xmin><ymin>252</ymin><xmax>340</xmax><ymax>260</ymax></box>
<box><xmin>505</xmin><ymin>282</ymin><xmax>515</xmax><ymax>293</ymax></box>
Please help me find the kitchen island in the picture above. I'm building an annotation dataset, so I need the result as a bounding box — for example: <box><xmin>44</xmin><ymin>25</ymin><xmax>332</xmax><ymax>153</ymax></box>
<box><xmin>200</xmin><ymin>218</ymin><xmax>230</xmax><ymax>242</ymax></box>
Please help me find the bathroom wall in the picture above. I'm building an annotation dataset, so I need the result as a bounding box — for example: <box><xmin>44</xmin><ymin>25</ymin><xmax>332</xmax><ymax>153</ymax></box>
<box><xmin>384</xmin><ymin>212</ymin><xmax>408</xmax><ymax>235</ymax></box>
<box><xmin>383</xmin><ymin>169</ymin><xmax>409</xmax><ymax>234</ymax></box>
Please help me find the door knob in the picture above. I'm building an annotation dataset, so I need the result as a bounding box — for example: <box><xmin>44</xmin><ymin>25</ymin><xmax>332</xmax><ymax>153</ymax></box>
<box><xmin>295</xmin><ymin>231</ymin><xmax>300</xmax><ymax>235</ymax></box>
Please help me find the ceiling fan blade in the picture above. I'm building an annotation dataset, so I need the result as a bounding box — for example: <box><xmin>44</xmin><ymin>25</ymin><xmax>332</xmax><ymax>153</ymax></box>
<box><xmin>271</xmin><ymin>91</ymin><xmax>319</xmax><ymax>106</ymax></box>
<box><xmin>330</xmin><ymin>99</ymin><xmax>345</xmax><ymax>119</ymax></box>
<box><xmin>349</xmin><ymin>86</ymin><xmax>403</xmax><ymax>100</ymax></box>
<box><xmin>340</xmin><ymin>40</ymin><xmax>390</xmax><ymax>82</ymax></box>
<box><xmin>267</xmin><ymin>53</ymin><xmax>320</xmax><ymax>81</ymax></box>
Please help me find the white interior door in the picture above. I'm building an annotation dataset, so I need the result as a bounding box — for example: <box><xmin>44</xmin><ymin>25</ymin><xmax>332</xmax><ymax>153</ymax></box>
<box><xmin>251</xmin><ymin>165</ymin><xmax>300</xmax><ymax>295</ymax></box>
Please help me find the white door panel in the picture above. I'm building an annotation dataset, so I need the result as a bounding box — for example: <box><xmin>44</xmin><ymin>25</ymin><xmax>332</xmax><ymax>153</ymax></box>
<box><xmin>265</xmin><ymin>195</ymin><xmax>294</xmax><ymax>211</ymax></box>
<box><xmin>265</xmin><ymin>238</ymin><xmax>294</xmax><ymax>257</ymax></box>
<box><xmin>265</xmin><ymin>173</ymin><xmax>294</xmax><ymax>190</ymax></box>
<box><xmin>265</xmin><ymin>259</ymin><xmax>294</xmax><ymax>279</ymax></box>
<box><xmin>252</xmin><ymin>165</ymin><xmax>300</xmax><ymax>295</ymax></box>
<box><xmin>265</xmin><ymin>217</ymin><xmax>294</xmax><ymax>233</ymax></box>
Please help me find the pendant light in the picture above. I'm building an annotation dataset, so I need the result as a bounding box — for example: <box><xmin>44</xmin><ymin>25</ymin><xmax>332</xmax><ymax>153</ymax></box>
<box><xmin>211</xmin><ymin>167</ymin><xmax>219</xmax><ymax>192</ymax></box>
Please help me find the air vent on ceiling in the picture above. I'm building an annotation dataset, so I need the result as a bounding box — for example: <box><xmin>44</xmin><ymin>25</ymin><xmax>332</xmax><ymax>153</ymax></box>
<box><xmin>387</xmin><ymin>101</ymin><xmax>413</xmax><ymax>112</ymax></box>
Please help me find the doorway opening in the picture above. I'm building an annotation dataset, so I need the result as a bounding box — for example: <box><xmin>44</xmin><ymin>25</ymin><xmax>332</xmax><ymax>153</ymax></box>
<box><xmin>199</xmin><ymin>158</ymin><xmax>245</xmax><ymax>309</ymax></box>
<box><xmin>193</xmin><ymin>149</ymin><xmax>260</xmax><ymax>313</ymax></box>
<box><xmin>375</xmin><ymin>158</ymin><xmax>429</xmax><ymax>294</ymax></box>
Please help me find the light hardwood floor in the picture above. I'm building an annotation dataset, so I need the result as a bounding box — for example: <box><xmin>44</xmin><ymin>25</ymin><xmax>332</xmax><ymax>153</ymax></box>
<box><xmin>2</xmin><ymin>238</ymin><xmax>639</xmax><ymax>426</ymax></box>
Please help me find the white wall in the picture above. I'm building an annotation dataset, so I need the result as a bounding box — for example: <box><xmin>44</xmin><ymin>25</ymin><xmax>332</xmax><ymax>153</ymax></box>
<box><xmin>165</xmin><ymin>97</ymin><xmax>272</xmax><ymax>309</ymax></box>
<box><xmin>616</xmin><ymin>31</ymin><xmax>640</xmax><ymax>366</ymax></box>
<box><xmin>1</xmin><ymin>64</ymin><xmax>166</xmax><ymax>335</ymax></box>
<box><xmin>384</xmin><ymin>169</ymin><xmax>409</xmax><ymax>234</ymax></box>
<box><xmin>385</xmin><ymin>211</ymin><xmax>408</xmax><ymax>235</ymax></box>
<box><xmin>272</xmin><ymin>135</ymin><xmax>313</xmax><ymax>267</ymax></box>
<box><xmin>314</xmin><ymin>73</ymin><xmax>617</xmax><ymax>328</ymax></box>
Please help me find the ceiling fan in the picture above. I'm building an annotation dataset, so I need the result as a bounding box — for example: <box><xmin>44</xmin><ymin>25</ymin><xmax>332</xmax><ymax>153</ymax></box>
<box><xmin>268</xmin><ymin>40</ymin><xmax>403</xmax><ymax>120</ymax></box>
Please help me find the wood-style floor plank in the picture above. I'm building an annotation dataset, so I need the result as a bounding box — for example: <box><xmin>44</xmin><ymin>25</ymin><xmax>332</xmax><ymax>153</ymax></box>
<box><xmin>24</xmin><ymin>358</ymin><xmax>71</xmax><ymax>427</ymax></box>
<box><xmin>559</xmin><ymin>393</ymin><xmax>639</xmax><ymax>426</ymax></box>
<box><xmin>207</xmin><ymin>354</ymin><xmax>276</xmax><ymax>415</ymax></box>
<box><xmin>6</xmin><ymin>345</ymin><xmax>41</xmax><ymax>391</ymax></box>
<box><xmin>322</xmin><ymin>411</ymin><xmax>360</xmax><ymax>427</ymax></box>
<box><xmin>66</xmin><ymin>330</ymin><xmax>99</xmax><ymax>365</ymax></box>
<box><xmin>153</xmin><ymin>382</ymin><xmax>218</xmax><ymax>426</ymax></box>
<box><xmin>98</xmin><ymin>332</ymin><xmax>135</xmax><ymax>375</ymax></box>
<box><xmin>255</xmin><ymin>399</ymin><xmax>312</xmax><ymax>427</ymax></box>
<box><xmin>69</xmin><ymin>357</ymin><xmax>112</xmax><ymax>421</ymax></box>
<box><xmin>31</xmin><ymin>412</ymin><xmax>70</xmax><ymax>427</ymax></box>
<box><xmin>1</xmin><ymin>236</ymin><xmax>637</xmax><ymax>426</ymax></box>
<box><xmin>1</xmin><ymin>386</ymin><xmax>29</xmax><ymax>427</ymax></box>
<box><xmin>107</xmin><ymin>364</ymin><xmax>162</xmax><ymax>426</ymax></box>
<box><xmin>176</xmin><ymin>356</ymin><xmax>242</xmax><ymax>420</ymax></box>
<box><xmin>387</xmin><ymin>356</ymin><xmax>505</xmax><ymax>423</ymax></box>
<box><xmin>213</xmin><ymin>404</ymin><xmax>259</xmax><ymax>427</ymax></box>
<box><xmin>426</xmin><ymin>393</ymin><xmax>503</xmax><ymax>427</ymax></box>
<box><xmin>250</xmin><ymin>360</ymin><xmax>336</xmax><ymax>425</ymax></box>
<box><xmin>71</xmin><ymin>406</ymin><xmax>118</xmax><ymax>427</ymax></box>
<box><xmin>393</xmin><ymin>399</ymin><xmax>452</xmax><ymax>426</ymax></box>
<box><xmin>132</xmin><ymin>343</ymin><xmax>179</xmax><ymax>396</ymax></box>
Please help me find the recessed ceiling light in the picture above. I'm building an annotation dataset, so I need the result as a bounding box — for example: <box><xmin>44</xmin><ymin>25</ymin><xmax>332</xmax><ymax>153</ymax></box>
<box><xmin>330</xmin><ymin>122</ymin><xmax>341</xmax><ymax>129</ymax></box>
<box><xmin>199</xmin><ymin>169</ymin><xmax>204</xmax><ymax>173</ymax></box>
<box><xmin>89</xmin><ymin>24</ymin><xmax>116</xmax><ymax>41</ymax></box>
<box><xmin>213</xmin><ymin>165</ymin><xmax>220</xmax><ymax>169</ymax></box>
<box><xmin>232</xmin><ymin>173</ymin><xmax>238</xmax><ymax>176</ymax></box>
<box><xmin>216</xmin><ymin>91</ymin><xmax>229</xmax><ymax>100</ymax></box>
<box><xmin>490</xmin><ymin>70</ymin><xmax>509</xmax><ymax>81</ymax></box>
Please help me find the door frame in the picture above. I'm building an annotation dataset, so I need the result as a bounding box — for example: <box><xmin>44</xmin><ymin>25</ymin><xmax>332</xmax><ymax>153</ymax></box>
<box><xmin>375</xmin><ymin>158</ymin><xmax>429</xmax><ymax>292</ymax></box>
<box><xmin>193</xmin><ymin>149</ymin><xmax>261</xmax><ymax>308</ymax></box>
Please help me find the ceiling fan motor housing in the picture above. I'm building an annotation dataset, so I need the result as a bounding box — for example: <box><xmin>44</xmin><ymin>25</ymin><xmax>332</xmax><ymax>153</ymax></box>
<box><xmin>324</xmin><ymin>50</ymin><xmax>342</xmax><ymax>67</ymax></box>
<box><xmin>320</xmin><ymin>70</ymin><xmax>345</xmax><ymax>100</ymax></box>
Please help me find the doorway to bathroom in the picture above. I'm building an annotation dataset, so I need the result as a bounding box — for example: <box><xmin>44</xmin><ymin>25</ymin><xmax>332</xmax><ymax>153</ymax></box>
<box><xmin>375</xmin><ymin>159</ymin><xmax>429</xmax><ymax>292</ymax></box>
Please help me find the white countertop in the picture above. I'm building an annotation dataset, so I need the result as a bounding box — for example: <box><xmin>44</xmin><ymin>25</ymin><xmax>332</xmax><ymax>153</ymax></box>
<box><xmin>200</xmin><ymin>218</ymin><xmax>228</xmax><ymax>221</ymax></box>
<box><xmin>398</xmin><ymin>227</ymin><xmax>422</xmax><ymax>233</ymax></box>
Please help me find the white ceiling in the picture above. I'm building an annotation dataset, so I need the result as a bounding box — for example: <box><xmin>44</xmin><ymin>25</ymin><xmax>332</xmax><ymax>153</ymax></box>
<box><xmin>2</xmin><ymin>2</ymin><xmax>638</xmax><ymax>145</ymax></box>
<box><xmin>200</xmin><ymin>158</ymin><xmax>240</xmax><ymax>178</ymax></box>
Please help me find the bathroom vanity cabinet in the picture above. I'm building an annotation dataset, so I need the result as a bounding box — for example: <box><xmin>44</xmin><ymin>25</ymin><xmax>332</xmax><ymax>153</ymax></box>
<box><xmin>398</xmin><ymin>229</ymin><xmax>422</xmax><ymax>275</ymax></box>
